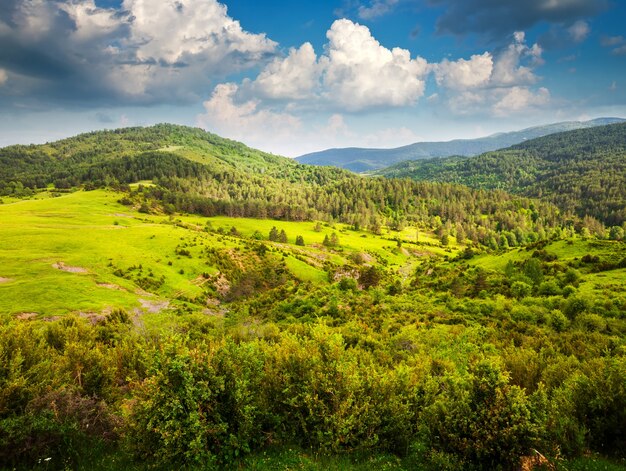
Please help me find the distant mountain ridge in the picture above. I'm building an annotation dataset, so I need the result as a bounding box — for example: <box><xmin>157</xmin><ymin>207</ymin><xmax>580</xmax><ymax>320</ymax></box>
<box><xmin>296</xmin><ymin>118</ymin><xmax>626</xmax><ymax>172</ymax></box>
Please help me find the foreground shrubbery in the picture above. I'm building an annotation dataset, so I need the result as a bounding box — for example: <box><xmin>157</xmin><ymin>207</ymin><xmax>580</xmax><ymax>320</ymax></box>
<box><xmin>1</xmin><ymin>310</ymin><xmax>624</xmax><ymax>470</ymax></box>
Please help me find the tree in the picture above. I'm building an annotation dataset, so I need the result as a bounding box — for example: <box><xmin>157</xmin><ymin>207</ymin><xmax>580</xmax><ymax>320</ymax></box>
<box><xmin>269</xmin><ymin>226</ymin><xmax>279</xmax><ymax>242</ymax></box>
<box><xmin>359</xmin><ymin>266</ymin><xmax>381</xmax><ymax>289</ymax></box>
<box><xmin>278</xmin><ymin>229</ymin><xmax>288</xmax><ymax>243</ymax></box>
<box><xmin>440</xmin><ymin>233</ymin><xmax>450</xmax><ymax>246</ymax></box>
<box><xmin>609</xmin><ymin>226</ymin><xmax>624</xmax><ymax>241</ymax></box>
<box><xmin>295</xmin><ymin>235</ymin><xmax>305</xmax><ymax>246</ymax></box>
<box><xmin>313</xmin><ymin>222</ymin><xmax>322</xmax><ymax>232</ymax></box>
<box><xmin>523</xmin><ymin>258</ymin><xmax>544</xmax><ymax>286</ymax></box>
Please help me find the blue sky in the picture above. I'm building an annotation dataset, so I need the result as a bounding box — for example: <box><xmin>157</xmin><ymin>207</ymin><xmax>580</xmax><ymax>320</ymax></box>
<box><xmin>0</xmin><ymin>0</ymin><xmax>625</xmax><ymax>156</ymax></box>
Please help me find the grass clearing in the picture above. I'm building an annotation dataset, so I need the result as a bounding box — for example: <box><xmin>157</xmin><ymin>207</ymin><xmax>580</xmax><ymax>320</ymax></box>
<box><xmin>0</xmin><ymin>190</ymin><xmax>443</xmax><ymax>317</ymax></box>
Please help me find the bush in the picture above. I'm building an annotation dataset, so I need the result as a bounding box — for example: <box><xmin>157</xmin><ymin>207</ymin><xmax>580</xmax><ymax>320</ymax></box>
<box><xmin>511</xmin><ymin>281</ymin><xmax>532</xmax><ymax>299</ymax></box>
<box><xmin>421</xmin><ymin>359</ymin><xmax>543</xmax><ymax>469</ymax></box>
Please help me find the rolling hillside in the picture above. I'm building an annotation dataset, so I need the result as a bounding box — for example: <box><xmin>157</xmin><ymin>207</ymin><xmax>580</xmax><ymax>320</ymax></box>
<box><xmin>376</xmin><ymin>122</ymin><xmax>626</xmax><ymax>225</ymax></box>
<box><xmin>0</xmin><ymin>124</ymin><xmax>565</xmax><ymax>251</ymax></box>
<box><xmin>1</xmin><ymin>125</ymin><xmax>625</xmax><ymax>470</ymax></box>
<box><xmin>296</xmin><ymin>117</ymin><xmax>625</xmax><ymax>172</ymax></box>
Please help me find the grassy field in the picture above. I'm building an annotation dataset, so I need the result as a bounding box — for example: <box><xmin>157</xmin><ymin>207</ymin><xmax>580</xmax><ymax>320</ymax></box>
<box><xmin>0</xmin><ymin>190</ymin><xmax>447</xmax><ymax>318</ymax></box>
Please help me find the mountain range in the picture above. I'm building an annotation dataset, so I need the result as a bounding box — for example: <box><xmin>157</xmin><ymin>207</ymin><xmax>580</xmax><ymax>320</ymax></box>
<box><xmin>296</xmin><ymin>117</ymin><xmax>626</xmax><ymax>172</ymax></box>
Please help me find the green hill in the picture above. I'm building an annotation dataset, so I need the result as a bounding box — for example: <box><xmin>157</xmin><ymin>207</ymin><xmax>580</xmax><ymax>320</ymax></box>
<box><xmin>0</xmin><ymin>124</ymin><xmax>565</xmax><ymax>251</ymax></box>
<box><xmin>375</xmin><ymin>122</ymin><xmax>626</xmax><ymax>226</ymax></box>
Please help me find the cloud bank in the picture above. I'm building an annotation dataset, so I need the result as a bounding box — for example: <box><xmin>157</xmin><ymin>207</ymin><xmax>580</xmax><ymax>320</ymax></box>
<box><xmin>0</xmin><ymin>0</ymin><xmax>276</xmax><ymax>106</ymax></box>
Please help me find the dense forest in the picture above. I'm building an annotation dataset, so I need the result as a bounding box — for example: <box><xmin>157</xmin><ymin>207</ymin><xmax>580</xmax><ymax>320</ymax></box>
<box><xmin>375</xmin><ymin>122</ymin><xmax>626</xmax><ymax>226</ymax></box>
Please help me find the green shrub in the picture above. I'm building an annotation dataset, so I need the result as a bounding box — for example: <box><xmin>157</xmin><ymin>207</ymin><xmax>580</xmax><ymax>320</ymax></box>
<box><xmin>421</xmin><ymin>359</ymin><xmax>543</xmax><ymax>469</ymax></box>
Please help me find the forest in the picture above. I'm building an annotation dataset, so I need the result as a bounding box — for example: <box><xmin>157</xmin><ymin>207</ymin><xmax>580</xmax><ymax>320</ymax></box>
<box><xmin>0</xmin><ymin>124</ymin><xmax>625</xmax><ymax>470</ymax></box>
<box><xmin>375</xmin><ymin>122</ymin><xmax>626</xmax><ymax>226</ymax></box>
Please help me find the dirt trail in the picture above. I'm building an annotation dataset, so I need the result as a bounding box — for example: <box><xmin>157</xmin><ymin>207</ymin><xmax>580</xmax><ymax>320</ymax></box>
<box><xmin>52</xmin><ymin>262</ymin><xmax>88</xmax><ymax>273</ymax></box>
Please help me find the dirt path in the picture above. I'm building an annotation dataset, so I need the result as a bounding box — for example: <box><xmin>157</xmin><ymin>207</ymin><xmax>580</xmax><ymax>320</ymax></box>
<box><xmin>52</xmin><ymin>262</ymin><xmax>88</xmax><ymax>273</ymax></box>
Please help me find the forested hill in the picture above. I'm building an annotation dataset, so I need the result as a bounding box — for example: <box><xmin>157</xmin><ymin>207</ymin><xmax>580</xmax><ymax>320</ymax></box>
<box><xmin>1</xmin><ymin>124</ymin><xmax>568</xmax><ymax>250</ymax></box>
<box><xmin>375</xmin><ymin>122</ymin><xmax>626</xmax><ymax>226</ymax></box>
<box><xmin>296</xmin><ymin>117</ymin><xmax>625</xmax><ymax>172</ymax></box>
<box><xmin>0</xmin><ymin>124</ymin><xmax>294</xmax><ymax>187</ymax></box>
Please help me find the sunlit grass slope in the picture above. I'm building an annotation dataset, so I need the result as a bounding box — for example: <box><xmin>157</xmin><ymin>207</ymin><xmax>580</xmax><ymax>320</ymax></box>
<box><xmin>0</xmin><ymin>190</ymin><xmax>450</xmax><ymax>317</ymax></box>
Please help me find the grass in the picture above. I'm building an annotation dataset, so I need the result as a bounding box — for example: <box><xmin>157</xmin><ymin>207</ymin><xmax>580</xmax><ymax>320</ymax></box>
<box><xmin>0</xmin><ymin>190</ymin><xmax>444</xmax><ymax>318</ymax></box>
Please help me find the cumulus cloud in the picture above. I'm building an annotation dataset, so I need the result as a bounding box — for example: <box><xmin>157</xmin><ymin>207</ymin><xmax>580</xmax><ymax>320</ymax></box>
<box><xmin>322</xmin><ymin>19</ymin><xmax>428</xmax><ymax>110</ymax></box>
<box><xmin>251</xmin><ymin>43</ymin><xmax>321</xmax><ymax>101</ymax></box>
<box><xmin>245</xmin><ymin>19</ymin><xmax>428</xmax><ymax>112</ymax></box>
<box><xmin>431</xmin><ymin>0</ymin><xmax>607</xmax><ymax>39</ymax></box>
<box><xmin>197</xmin><ymin>82</ymin><xmax>303</xmax><ymax>154</ymax></box>
<box><xmin>433</xmin><ymin>53</ymin><xmax>493</xmax><ymax>90</ymax></box>
<box><xmin>0</xmin><ymin>0</ymin><xmax>276</xmax><ymax>106</ymax></box>
<box><xmin>434</xmin><ymin>32</ymin><xmax>550</xmax><ymax>116</ymax></box>
<box><xmin>492</xmin><ymin>87</ymin><xmax>550</xmax><ymax>116</ymax></box>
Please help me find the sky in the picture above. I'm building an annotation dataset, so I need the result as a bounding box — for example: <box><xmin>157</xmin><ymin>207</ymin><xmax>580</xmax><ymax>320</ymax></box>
<box><xmin>0</xmin><ymin>0</ymin><xmax>625</xmax><ymax>156</ymax></box>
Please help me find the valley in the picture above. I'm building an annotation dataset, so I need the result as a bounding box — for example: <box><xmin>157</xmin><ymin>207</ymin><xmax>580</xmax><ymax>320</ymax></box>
<box><xmin>0</xmin><ymin>125</ymin><xmax>624</xmax><ymax>471</ymax></box>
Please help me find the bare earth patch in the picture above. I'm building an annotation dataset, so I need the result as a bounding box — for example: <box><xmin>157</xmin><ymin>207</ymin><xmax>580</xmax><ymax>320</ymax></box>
<box><xmin>52</xmin><ymin>262</ymin><xmax>88</xmax><ymax>273</ymax></box>
<box><xmin>97</xmin><ymin>282</ymin><xmax>127</xmax><ymax>291</ymax></box>
<box><xmin>16</xmin><ymin>312</ymin><xmax>38</xmax><ymax>320</ymax></box>
<box><xmin>0</xmin><ymin>277</ymin><xmax>12</xmax><ymax>284</ymax></box>
<box><xmin>139</xmin><ymin>298</ymin><xmax>170</xmax><ymax>313</ymax></box>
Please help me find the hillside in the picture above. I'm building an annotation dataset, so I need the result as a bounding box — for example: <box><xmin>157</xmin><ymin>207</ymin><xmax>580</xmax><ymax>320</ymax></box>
<box><xmin>1</xmin><ymin>187</ymin><xmax>625</xmax><ymax>470</ymax></box>
<box><xmin>1</xmin><ymin>125</ymin><xmax>625</xmax><ymax>470</ymax></box>
<box><xmin>0</xmin><ymin>124</ymin><xmax>565</xmax><ymax>251</ymax></box>
<box><xmin>295</xmin><ymin>118</ymin><xmax>625</xmax><ymax>172</ymax></box>
<box><xmin>375</xmin><ymin>122</ymin><xmax>626</xmax><ymax>226</ymax></box>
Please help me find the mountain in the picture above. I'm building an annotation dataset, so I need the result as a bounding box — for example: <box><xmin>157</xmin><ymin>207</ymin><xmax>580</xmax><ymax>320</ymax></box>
<box><xmin>375</xmin><ymin>122</ymin><xmax>626</xmax><ymax>226</ymax></box>
<box><xmin>296</xmin><ymin>118</ymin><xmax>626</xmax><ymax>172</ymax></box>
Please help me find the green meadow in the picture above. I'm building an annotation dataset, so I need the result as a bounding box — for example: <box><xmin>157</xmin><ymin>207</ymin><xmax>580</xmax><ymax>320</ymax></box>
<box><xmin>0</xmin><ymin>190</ymin><xmax>449</xmax><ymax>317</ymax></box>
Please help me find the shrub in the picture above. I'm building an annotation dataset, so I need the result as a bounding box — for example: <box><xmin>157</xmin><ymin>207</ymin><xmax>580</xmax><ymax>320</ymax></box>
<box><xmin>511</xmin><ymin>281</ymin><xmax>532</xmax><ymax>299</ymax></box>
<box><xmin>421</xmin><ymin>359</ymin><xmax>543</xmax><ymax>469</ymax></box>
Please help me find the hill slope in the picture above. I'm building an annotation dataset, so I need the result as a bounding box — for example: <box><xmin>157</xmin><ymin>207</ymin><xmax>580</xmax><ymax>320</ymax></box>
<box><xmin>375</xmin><ymin>122</ymin><xmax>626</xmax><ymax>225</ymax></box>
<box><xmin>0</xmin><ymin>123</ymin><xmax>565</xmax><ymax>250</ymax></box>
<box><xmin>296</xmin><ymin>118</ymin><xmax>625</xmax><ymax>172</ymax></box>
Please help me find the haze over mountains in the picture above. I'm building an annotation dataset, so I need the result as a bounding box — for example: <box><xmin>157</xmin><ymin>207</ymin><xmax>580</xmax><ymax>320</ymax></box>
<box><xmin>296</xmin><ymin>118</ymin><xmax>626</xmax><ymax>173</ymax></box>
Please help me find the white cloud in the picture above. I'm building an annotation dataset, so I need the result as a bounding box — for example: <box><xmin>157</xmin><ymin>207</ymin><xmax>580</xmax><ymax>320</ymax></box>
<box><xmin>322</xmin><ymin>19</ymin><xmax>428</xmax><ymax>110</ymax></box>
<box><xmin>251</xmin><ymin>43</ymin><xmax>320</xmax><ymax>100</ymax></box>
<box><xmin>433</xmin><ymin>53</ymin><xmax>493</xmax><ymax>90</ymax></box>
<box><xmin>491</xmin><ymin>32</ymin><xmax>542</xmax><ymax>86</ymax></box>
<box><xmin>122</xmin><ymin>0</ymin><xmax>274</xmax><ymax>65</ymax></box>
<box><xmin>568</xmin><ymin>20</ymin><xmax>590</xmax><ymax>42</ymax></box>
<box><xmin>493</xmin><ymin>87</ymin><xmax>550</xmax><ymax>116</ymax></box>
<box><xmin>197</xmin><ymin>83</ymin><xmax>302</xmax><ymax>155</ymax></box>
<box><xmin>244</xmin><ymin>19</ymin><xmax>428</xmax><ymax>112</ymax></box>
<box><xmin>433</xmin><ymin>32</ymin><xmax>549</xmax><ymax>116</ymax></box>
